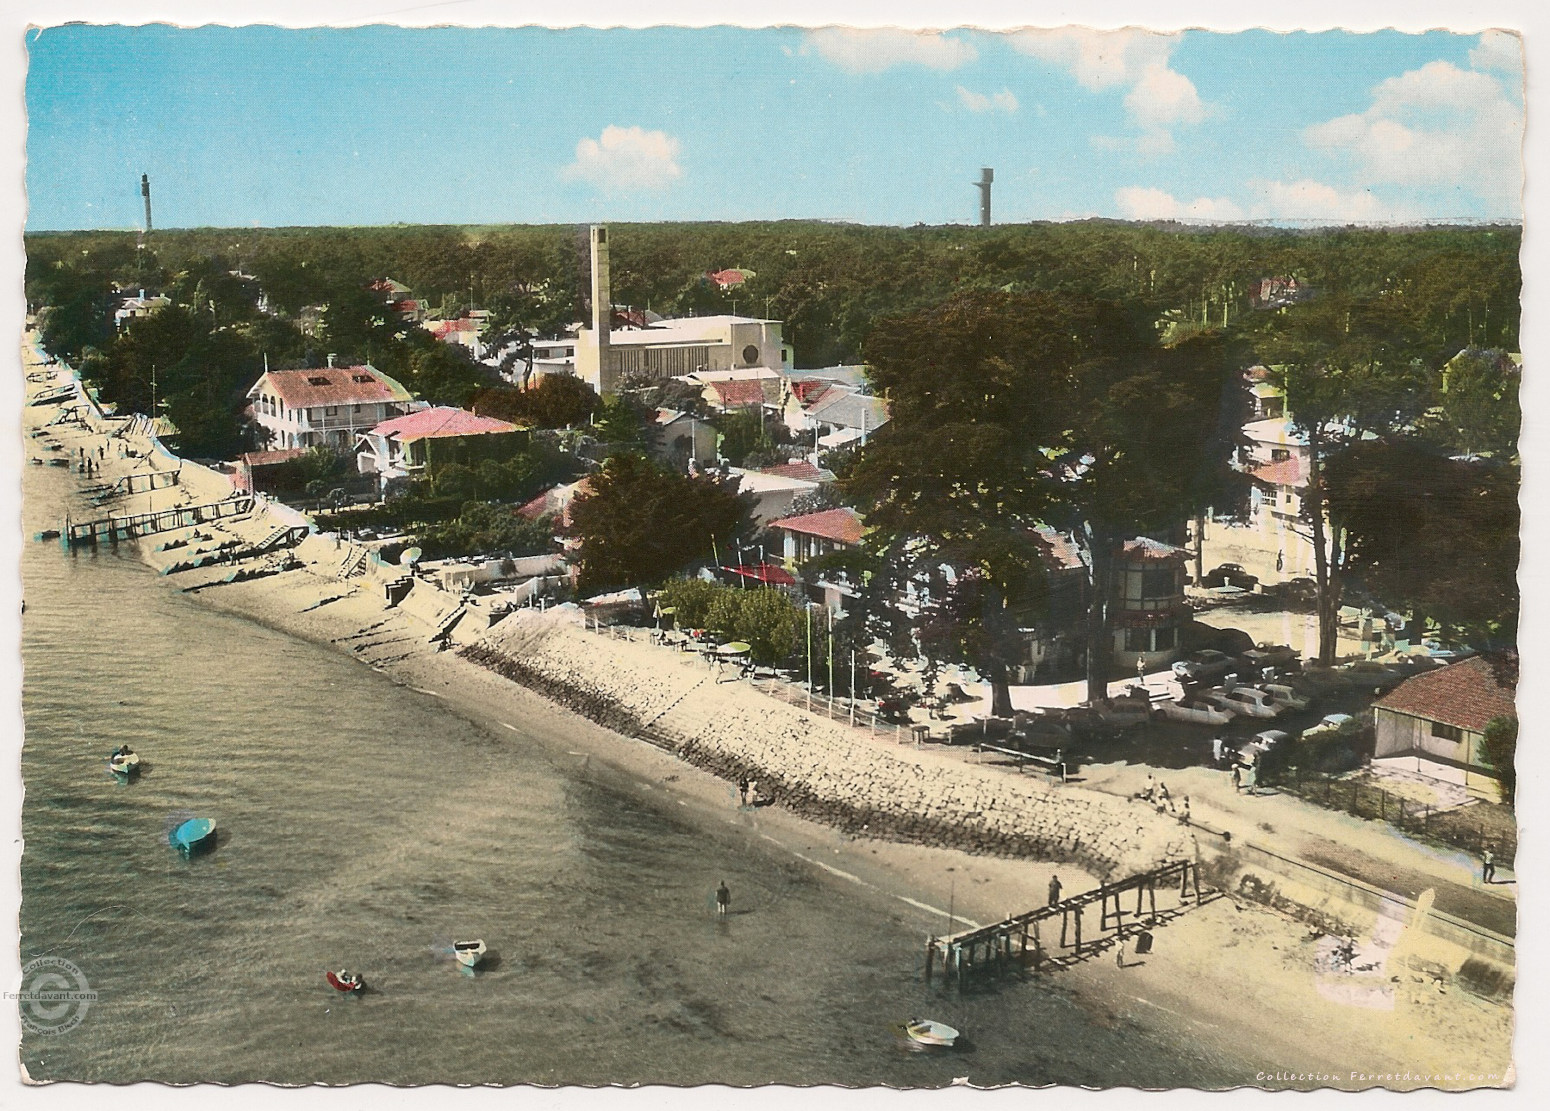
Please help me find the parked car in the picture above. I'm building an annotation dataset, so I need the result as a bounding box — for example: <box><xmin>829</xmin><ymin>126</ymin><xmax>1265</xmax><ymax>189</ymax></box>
<box><xmin>1238</xmin><ymin>643</ymin><xmax>1300</xmax><ymax>676</ymax></box>
<box><xmin>1302</xmin><ymin>713</ymin><xmax>1355</xmax><ymax>740</ymax></box>
<box><xmin>1202</xmin><ymin>563</ymin><xmax>1259</xmax><ymax>591</ymax></box>
<box><xmin>1261</xmin><ymin>682</ymin><xmax>1312</xmax><ymax>712</ymax></box>
<box><xmin>1282</xmin><ymin>576</ymin><xmax>1318</xmax><ymax>602</ymax></box>
<box><xmin>1172</xmin><ymin>649</ymin><xmax>1238</xmax><ymax>684</ymax></box>
<box><xmin>1244</xmin><ymin>729</ymin><xmax>1291</xmax><ymax>754</ymax></box>
<box><xmin>1203</xmin><ymin>685</ymin><xmax>1281</xmax><ymax>719</ymax></box>
<box><xmin>1342</xmin><ymin>659</ymin><xmax>1406</xmax><ymax>694</ymax></box>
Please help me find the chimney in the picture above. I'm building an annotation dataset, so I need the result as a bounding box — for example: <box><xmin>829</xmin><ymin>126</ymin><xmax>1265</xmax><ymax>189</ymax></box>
<box><xmin>976</xmin><ymin>167</ymin><xmax>993</xmax><ymax>228</ymax></box>
<box><xmin>141</xmin><ymin>174</ymin><xmax>153</xmax><ymax>234</ymax></box>
<box><xmin>327</xmin><ymin>353</ymin><xmax>336</xmax><ymax>368</ymax></box>
<box><xmin>590</xmin><ymin>225</ymin><xmax>616</xmax><ymax>394</ymax></box>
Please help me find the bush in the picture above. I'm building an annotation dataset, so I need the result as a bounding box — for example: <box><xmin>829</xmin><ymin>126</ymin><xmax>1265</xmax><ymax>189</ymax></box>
<box><xmin>657</xmin><ymin>577</ymin><xmax>723</xmax><ymax>629</ymax></box>
<box><xmin>654</xmin><ymin>579</ymin><xmax>801</xmax><ymax>665</ymax></box>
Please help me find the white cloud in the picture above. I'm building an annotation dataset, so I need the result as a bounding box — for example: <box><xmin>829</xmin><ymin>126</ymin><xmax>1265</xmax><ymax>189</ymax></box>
<box><xmin>562</xmin><ymin>126</ymin><xmax>683</xmax><ymax>192</ymax></box>
<box><xmin>1301</xmin><ymin>59</ymin><xmax>1523</xmax><ymax>214</ymax></box>
<box><xmin>1124</xmin><ymin>62</ymin><xmax>1206</xmax><ymax>129</ymax></box>
<box><xmin>1470</xmin><ymin>30</ymin><xmax>1523</xmax><ymax>77</ymax></box>
<box><xmin>1013</xmin><ymin>27</ymin><xmax>1207</xmax><ymax>152</ymax></box>
<box><xmin>955</xmin><ymin>85</ymin><xmax>1018</xmax><ymax>114</ymax></box>
<box><xmin>1009</xmin><ymin>28</ymin><xmax>1174</xmax><ymax>91</ymax></box>
<box><xmin>1115</xmin><ymin>186</ymin><xmax>1244</xmax><ymax>222</ymax></box>
<box><xmin>804</xmin><ymin>28</ymin><xmax>976</xmax><ymax>74</ymax></box>
<box><xmin>1247</xmin><ymin>179</ymin><xmax>1407</xmax><ymax>223</ymax></box>
<box><xmin>1115</xmin><ymin>179</ymin><xmax>1420</xmax><ymax>225</ymax></box>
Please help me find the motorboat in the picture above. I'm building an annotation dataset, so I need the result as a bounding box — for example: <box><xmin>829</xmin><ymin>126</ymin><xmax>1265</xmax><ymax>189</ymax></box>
<box><xmin>453</xmin><ymin>939</ymin><xmax>487</xmax><ymax>968</ymax></box>
<box><xmin>326</xmin><ymin>969</ymin><xmax>365</xmax><ymax>994</ymax></box>
<box><xmin>108</xmin><ymin>745</ymin><xmax>141</xmax><ymax>777</ymax></box>
<box><xmin>1158</xmin><ymin>698</ymin><xmax>1233</xmax><ymax>726</ymax></box>
<box><xmin>170</xmin><ymin>817</ymin><xmax>217</xmax><ymax>855</ymax></box>
<box><xmin>904</xmin><ymin>1018</ymin><xmax>960</xmax><ymax>1047</ymax></box>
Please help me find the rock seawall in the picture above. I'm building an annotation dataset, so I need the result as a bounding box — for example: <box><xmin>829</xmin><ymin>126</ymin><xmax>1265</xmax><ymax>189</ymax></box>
<box><xmin>467</xmin><ymin>612</ymin><xmax>1196</xmax><ymax>880</ymax></box>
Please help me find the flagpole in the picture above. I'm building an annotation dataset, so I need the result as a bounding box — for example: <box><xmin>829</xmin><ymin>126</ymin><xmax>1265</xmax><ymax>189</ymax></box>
<box><xmin>806</xmin><ymin>604</ymin><xmax>813</xmax><ymax>712</ymax></box>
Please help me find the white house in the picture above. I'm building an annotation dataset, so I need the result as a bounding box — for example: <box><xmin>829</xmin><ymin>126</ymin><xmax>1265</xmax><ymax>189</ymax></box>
<box><xmin>247</xmin><ymin>361</ymin><xmax>418</xmax><ymax>451</ymax></box>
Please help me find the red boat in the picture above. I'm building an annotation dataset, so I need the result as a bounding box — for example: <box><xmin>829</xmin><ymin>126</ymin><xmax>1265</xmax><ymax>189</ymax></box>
<box><xmin>325</xmin><ymin>969</ymin><xmax>364</xmax><ymax>993</ymax></box>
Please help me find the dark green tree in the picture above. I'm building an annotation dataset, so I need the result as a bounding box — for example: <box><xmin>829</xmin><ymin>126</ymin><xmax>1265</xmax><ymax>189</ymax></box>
<box><xmin>568</xmin><ymin>453</ymin><xmax>754</xmax><ymax>593</ymax></box>
<box><xmin>847</xmin><ymin>290</ymin><xmax>1246</xmax><ymax>705</ymax></box>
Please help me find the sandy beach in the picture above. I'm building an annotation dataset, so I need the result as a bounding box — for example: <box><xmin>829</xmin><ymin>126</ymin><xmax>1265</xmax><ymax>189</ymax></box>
<box><xmin>19</xmin><ymin>332</ymin><xmax>1515</xmax><ymax>1089</ymax></box>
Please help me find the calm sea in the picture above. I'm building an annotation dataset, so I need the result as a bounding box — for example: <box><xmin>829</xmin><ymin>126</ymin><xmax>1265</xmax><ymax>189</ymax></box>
<box><xmin>19</xmin><ymin>459</ymin><xmax>1245</xmax><ymax>1087</ymax></box>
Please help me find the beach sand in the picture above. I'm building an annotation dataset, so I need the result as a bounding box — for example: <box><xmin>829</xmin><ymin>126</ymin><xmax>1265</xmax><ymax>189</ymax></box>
<box><xmin>19</xmin><ymin>333</ymin><xmax>1515</xmax><ymax>1089</ymax></box>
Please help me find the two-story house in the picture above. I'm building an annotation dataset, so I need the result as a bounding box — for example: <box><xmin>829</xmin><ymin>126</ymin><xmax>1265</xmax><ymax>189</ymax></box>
<box><xmin>247</xmin><ymin>361</ymin><xmax>417</xmax><ymax>452</ymax></box>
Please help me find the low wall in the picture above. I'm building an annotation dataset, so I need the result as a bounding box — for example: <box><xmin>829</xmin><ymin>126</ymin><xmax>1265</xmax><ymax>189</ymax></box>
<box><xmin>467</xmin><ymin>611</ymin><xmax>1196</xmax><ymax>881</ymax></box>
<box><xmin>1202</xmin><ymin>839</ymin><xmax>1515</xmax><ymax>994</ymax></box>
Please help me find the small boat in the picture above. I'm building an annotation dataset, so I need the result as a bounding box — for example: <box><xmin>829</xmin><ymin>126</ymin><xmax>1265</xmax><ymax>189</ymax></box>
<box><xmin>170</xmin><ymin>817</ymin><xmax>217</xmax><ymax>855</ymax></box>
<box><xmin>326</xmin><ymin>969</ymin><xmax>365</xmax><ymax>993</ymax></box>
<box><xmin>108</xmin><ymin>746</ymin><xmax>141</xmax><ymax>777</ymax></box>
<box><xmin>904</xmin><ymin>1018</ymin><xmax>960</xmax><ymax>1047</ymax></box>
<box><xmin>453</xmin><ymin>939</ymin><xmax>487</xmax><ymax>968</ymax></box>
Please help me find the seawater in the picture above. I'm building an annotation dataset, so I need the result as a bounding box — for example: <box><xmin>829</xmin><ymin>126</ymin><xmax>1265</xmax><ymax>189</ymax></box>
<box><xmin>19</xmin><ymin>460</ymin><xmax>1245</xmax><ymax>1087</ymax></box>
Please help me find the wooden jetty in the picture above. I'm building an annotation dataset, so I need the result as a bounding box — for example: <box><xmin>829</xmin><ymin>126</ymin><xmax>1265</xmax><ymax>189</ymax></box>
<box><xmin>63</xmin><ymin>495</ymin><xmax>254</xmax><ymax>548</ymax></box>
<box><xmin>924</xmin><ymin>859</ymin><xmax>1206</xmax><ymax>987</ymax></box>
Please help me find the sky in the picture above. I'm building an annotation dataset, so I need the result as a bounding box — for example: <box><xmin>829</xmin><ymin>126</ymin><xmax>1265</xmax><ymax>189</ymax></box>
<box><xmin>23</xmin><ymin>21</ymin><xmax>1526</xmax><ymax>230</ymax></box>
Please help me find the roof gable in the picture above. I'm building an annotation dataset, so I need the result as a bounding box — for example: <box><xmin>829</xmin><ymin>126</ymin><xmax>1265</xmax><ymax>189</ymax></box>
<box><xmin>1373</xmin><ymin>656</ymin><xmax>1517</xmax><ymax>734</ymax></box>
<box><xmin>768</xmin><ymin>507</ymin><xmax>864</xmax><ymax>545</ymax></box>
<box><xmin>368</xmin><ymin>405</ymin><xmax>518</xmax><ymax>442</ymax></box>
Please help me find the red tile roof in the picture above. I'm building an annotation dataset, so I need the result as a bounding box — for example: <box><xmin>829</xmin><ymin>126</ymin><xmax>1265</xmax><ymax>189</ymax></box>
<box><xmin>789</xmin><ymin>380</ymin><xmax>831</xmax><ymax>405</ymax></box>
<box><xmin>1373</xmin><ymin>656</ymin><xmax>1517</xmax><ymax>734</ymax></box>
<box><xmin>368</xmin><ymin>406</ymin><xmax>518</xmax><ymax>442</ymax></box>
<box><xmin>768</xmin><ymin>507</ymin><xmax>864</xmax><ymax>545</ymax></box>
<box><xmin>758</xmin><ymin>461</ymin><xmax>833</xmax><ymax>483</ymax></box>
<box><xmin>710</xmin><ymin>379</ymin><xmax>772</xmax><ymax>408</ymax></box>
<box><xmin>1250</xmin><ymin>456</ymin><xmax>1307</xmax><ymax>488</ymax></box>
<box><xmin>257</xmin><ymin>366</ymin><xmax>414</xmax><ymax>409</ymax></box>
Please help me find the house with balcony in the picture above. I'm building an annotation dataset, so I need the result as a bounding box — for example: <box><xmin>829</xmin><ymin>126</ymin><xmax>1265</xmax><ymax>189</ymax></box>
<box><xmin>355</xmin><ymin>406</ymin><xmax>525</xmax><ymax>492</ymax></box>
<box><xmin>246</xmin><ymin>362</ymin><xmax>418</xmax><ymax>451</ymax></box>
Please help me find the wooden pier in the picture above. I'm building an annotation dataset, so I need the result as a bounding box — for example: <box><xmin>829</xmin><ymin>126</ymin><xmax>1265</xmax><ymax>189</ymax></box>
<box><xmin>63</xmin><ymin>495</ymin><xmax>254</xmax><ymax>547</ymax></box>
<box><xmin>923</xmin><ymin>859</ymin><xmax>1206</xmax><ymax>987</ymax></box>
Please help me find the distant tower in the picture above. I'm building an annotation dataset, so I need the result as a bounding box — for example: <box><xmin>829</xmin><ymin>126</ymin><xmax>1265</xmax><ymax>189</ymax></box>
<box><xmin>141</xmin><ymin>174</ymin><xmax>153</xmax><ymax>235</ymax></box>
<box><xmin>590</xmin><ymin>225</ymin><xmax>616</xmax><ymax>396</ymax></box>
<box><xmin>976</xmin><ymin>167</ymin><xmax>993</xmax><ymax>227</ymax></box>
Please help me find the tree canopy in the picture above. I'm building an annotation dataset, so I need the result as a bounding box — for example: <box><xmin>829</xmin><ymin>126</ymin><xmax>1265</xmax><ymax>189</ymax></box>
<box><xmin>845</xmin><ymin>289</ymin><xmax>1247</xmax><ymax>704</ymax></box>
<box><xmin>568</xmin><ymin>453</ymin><xmax>754</xmax><ymax>594</ymax></box>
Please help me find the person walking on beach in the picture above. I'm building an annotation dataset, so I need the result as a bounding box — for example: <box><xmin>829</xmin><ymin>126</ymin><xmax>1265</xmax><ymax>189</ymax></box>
<box><xmin>1143</xmin><ymin>774</ymin><xmax>1155</xmax><ymax>803</ymax></box>
<box><xmin>1048</xmin><ymin>874</ymin><xmax>1062</xmax><ymax>906</ymax></box>
<box><xmin>1180</xmin><ymin>795</ymin><xmax>1191</xmax><ymax>824</ymax></box>
<box><xmin>1115</xmin><ymin>937</ymin><xmax>1127</xmax><ymax>969</ymax></box>
<box><xmin>1211</xmin><ymin>736</ymin><xmax>1224</xmax><ymax>764</ymax></box>
<box><xmin>738</xmin><ymin>775</ymin><xmax>750</xmax><ymax>806</ymax></box>
<box><xmin>716</xmin><ymin>881</ymin><xmax>731</xmax><ymax>916</ymax></box>
<box><xmin>1157</xmin><ymin>782</ymin><xmax>1174</xmax><ymax>814</ymax></box>
<box><xmin>1482</xmin><ymin>846</ymin><xmax>1496</xmax><ymax>884</ymax></box>
<box><xmin>1231</xmin><ymin>764</ymin><xmax>1242</xmax><ymax>793</ymax></box>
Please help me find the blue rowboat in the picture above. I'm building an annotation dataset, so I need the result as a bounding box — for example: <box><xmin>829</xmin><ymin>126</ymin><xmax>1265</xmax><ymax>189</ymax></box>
<box><xmin>170</xmin><ymin>817</ymin><xmax>217</xmax><ymax>855</ymax></box>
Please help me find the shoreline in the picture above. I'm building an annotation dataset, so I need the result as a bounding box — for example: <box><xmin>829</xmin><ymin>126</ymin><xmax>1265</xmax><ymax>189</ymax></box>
<box><xmin>19</xmin><ymin>335</ymin><xmax>1515</xmax><ymax>1090</ymax></box>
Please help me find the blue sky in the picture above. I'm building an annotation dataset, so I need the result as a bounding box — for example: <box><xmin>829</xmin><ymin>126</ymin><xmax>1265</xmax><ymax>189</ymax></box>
<box><xmin>24</xmin><ymin>23</ymin><xmax>1525</xmax><ymax>229</ymax></box>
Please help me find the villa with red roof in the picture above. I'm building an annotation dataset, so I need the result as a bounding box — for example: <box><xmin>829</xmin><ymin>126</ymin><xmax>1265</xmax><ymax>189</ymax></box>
<box><xmin>1372</xmin><ymin>656</ymin><xmax>1517</xmax><ymax>800</ymax></box>
<box><xmin>767</xmin><ymin>507</ymin><xmax>864</xmax><ymax>564</ymax></box>
<box><xmin>247</xmin><ymin>361</ymin><xmax>417</xmax><ymax>451</ymax></box>
<box><xmin>356</xmin><ymin>406</ymin><xmax>525</xmax><ymax>491</ymax></box>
